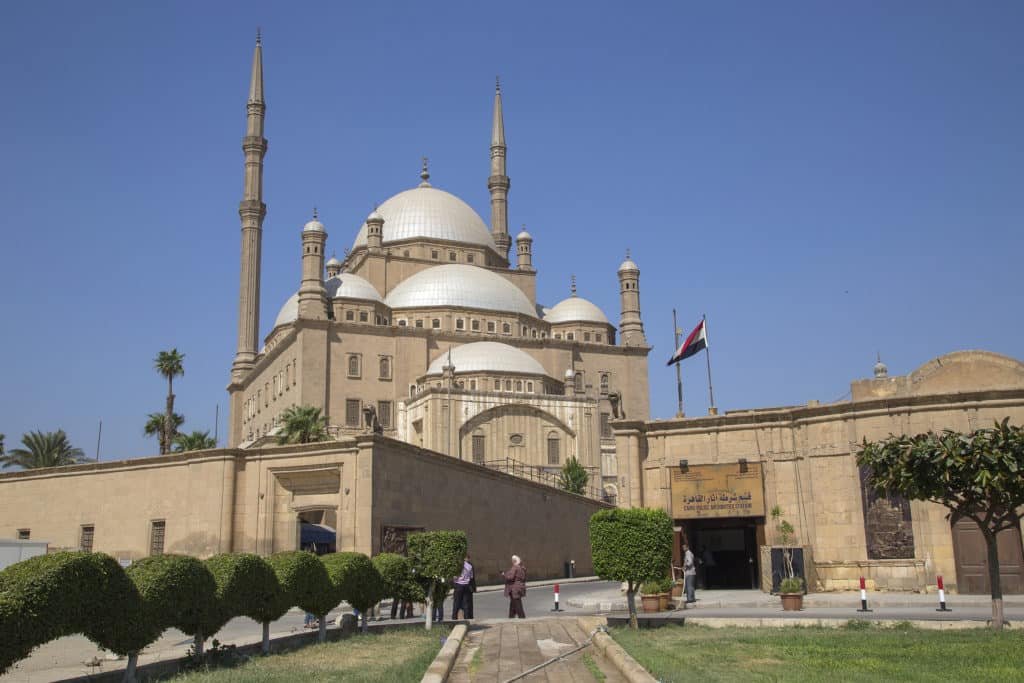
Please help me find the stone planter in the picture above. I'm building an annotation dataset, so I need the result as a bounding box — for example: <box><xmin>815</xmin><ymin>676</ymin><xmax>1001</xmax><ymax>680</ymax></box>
<box><xmin>671</xmin><ymin>582</ymin><xmax>683</xmax><ymax>598</ymax></box>
<box><xmin>658</xmin><ymin>592</ymin><xmax>671</xmax><ymax>611</ymax></box>
<box><xmin>780</xmin><ymin>593</ymin><xmax>804</xmax><ymax>611</ymax></box>
<box><xmin>641</xmin><ymin>594</ymin><xmax>660</xmax><ymax>613</ymax></box>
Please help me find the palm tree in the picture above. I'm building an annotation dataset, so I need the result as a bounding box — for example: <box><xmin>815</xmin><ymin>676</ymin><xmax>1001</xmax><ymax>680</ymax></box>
<box><xmin>2</xmin><ymin>430</ymin><xmax>88</xmax><ymax>469</ymax></box>
<box><xmin>172</xmin><ymin>430</ymin><xmax>218</xmax><ymax>452</ymax></box>
<box><xmin>145</xmin><ymin>412</ymin><xmax>183</xmax><ymax>451</ymax></box>
<box><xmin>154</xmin><ymin>349</ymin><xmax>185</xmax><ymax>454</ymax></box>
<box><xmin>278</xmin><ymin>405</ymin><xmax>329</xmax><ymax>445</ymax></box>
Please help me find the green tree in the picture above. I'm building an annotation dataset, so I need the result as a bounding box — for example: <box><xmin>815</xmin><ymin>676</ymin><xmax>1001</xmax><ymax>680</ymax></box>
<box><xmin>1</xmin><ymin>430</ymin><xmax>88</xmax><ymax>469</ymax></box>
<box><xmin>144</xmin><ymin>412</ymin><xmax>184</xmax><ymax>452</ymax></box>
<box><xmin>277</xmin><ymin>405</ymin><xmax>329</xmax><ymax>445</ymax></box>
<box><xmin>559</xmin><ymin>456</ymin><xmax>589</xmax><ymax>494</ymax></box>
<box><xmin>154</xmin><ymin>349</ymin><xmax>185</xmax><ymax>455</ymax></box>
<box><xmin>172</xmin><ymin>430</ymin><xmax>217</xmax><ymax>452</ymax></box>
<box><xmin>589</xmin><ymin>508</ymin><xmax>673</xmax><ymax>628</ymax></box>
<box><xmin>322</xmin><ymin>553</ymin><xmax>385</xmax><ymax>633</ymax></box>
<box><xmin>203</xmin><ymin>554</ymin><xmax>282</xmax><ymax>656</ymax></box>
<box><xmin>858</xmin><ymin>419</ymin><xmax>1024</xmax><ymax>631</ymax></box>
<box><xmin>407</xmin><ymin>530</ymin><xmax>467</xmax><ymax>630</ymax></box>
<box><xmin>266</xmin><ymin>551</ymin><xmax>336</xmax><ymax>643</ymax></box>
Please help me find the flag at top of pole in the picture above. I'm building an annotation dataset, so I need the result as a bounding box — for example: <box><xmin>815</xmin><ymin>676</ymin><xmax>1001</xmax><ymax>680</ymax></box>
<box><xmin>667</xmin><ymin>318</ymin><xmax>708</xmax><ymax>366</ymax></box>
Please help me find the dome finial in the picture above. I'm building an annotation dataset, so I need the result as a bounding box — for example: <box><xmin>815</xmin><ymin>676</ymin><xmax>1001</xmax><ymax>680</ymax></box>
<box><xmin>312</xmin><ymin>206</ymin><xmax>318</xmax><ymax>220</ymax></box>
<box><xmin>625</xmin><ymin>247</ymin><xmax>631</xmax><ymax>259</ymax></box>
<box><xmin>496</xmin><ymin>75</ymin><xmax>501</xmax><ymax>94</ymax></box>
<box><xmin>255</xmin><ymin>27</ymin><xmax>262</xmax><ymax>46</ymax></box>
<box><xmin>570</xmin><ymin>274</ymin><xmax>577</xmax><ymax>296</ymax></box>
<box><xmin>419</xmin><ymin>157</ymin><xmax>431</xmax><ymax>187</ymax></box>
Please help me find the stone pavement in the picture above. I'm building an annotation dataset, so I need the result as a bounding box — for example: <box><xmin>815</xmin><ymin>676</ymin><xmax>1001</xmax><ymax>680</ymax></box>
<box><xmin>449</xmin><ymin>619</ymin><xmax>625</xmax><ymax>683</ymax></box>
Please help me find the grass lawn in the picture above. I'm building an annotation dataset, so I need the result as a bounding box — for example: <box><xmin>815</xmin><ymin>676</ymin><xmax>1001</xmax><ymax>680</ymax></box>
<box><xmin>612</xmin><ymin>623</ymin><xmax>1024</xmax><ymax>682</ymax></box>
<box><xmin>172</xmin><ymin>627</ymin><xmax>448</xmax><ymax>683</ymax></box>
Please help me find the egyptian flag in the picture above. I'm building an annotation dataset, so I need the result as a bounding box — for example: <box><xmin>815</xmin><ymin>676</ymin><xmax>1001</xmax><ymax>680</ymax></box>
<box><xmin>667</xmin><ymin>319</ymin><xmax>708</xmax><ymax>366</ymax></box>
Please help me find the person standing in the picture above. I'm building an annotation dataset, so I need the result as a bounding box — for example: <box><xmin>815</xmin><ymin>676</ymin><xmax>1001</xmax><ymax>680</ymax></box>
<box><xmin>504</xmin><ymin>555</ymin><xmax>527</xmax><ymax>619</ymax></box>
<box><xmin>683</xmin><ymin>543</ymin><xmax>697</xmax><ymax>603</ymax></box>
<box><xmin>451</xmin><ymin>553</ymin><xmax>475</xmax><ymax>620</ymax></box>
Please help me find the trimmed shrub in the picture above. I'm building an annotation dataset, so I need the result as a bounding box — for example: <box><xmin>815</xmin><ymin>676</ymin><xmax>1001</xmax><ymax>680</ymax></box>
<box><xmin>589</xmin><ymin>508</ymin><xmax>672</xmax><ymax>627</ymax></box>
<box><xmin>203</xmin><ymin>553</ymin><xmax>283</xmax><ymax>636</ymax></box>
<box><xmin>372</xmin><ymin>553</ymin><xmax>422</xmax><ymax>603</ymax></box>
<box><xmin>265</xmin><ymin>551</ymin><xmax>335</xmax><ymax>617</ymax></box>
<box><xmin>407</xmin><ymin>531</ymin><xmax>466</xmax><ymax>584</ymax></box>
<box><xmin>322</xmin><ymin>552</ymin><xmax>385</xmax><ymax>614</ymax></box>
<box><xmin>126</xmin><ymin>555</ymin><xmax>217</xmax><ymax>640</ymax></box>
<box><xmin>0</xmin><ymin>552</ymin><xmax>147</xmax><ymax>674</ymax></box>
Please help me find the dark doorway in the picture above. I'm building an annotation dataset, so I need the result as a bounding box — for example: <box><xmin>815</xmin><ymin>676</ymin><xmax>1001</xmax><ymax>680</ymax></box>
<box><xmin>683</xmin><ymin>517</ymin><xmax>763</xmax><ymax>589</ymax></box>
<box><xmin>952</xmin><ymin>518</ymin><xmax>1024</xmax><ymax>594</ymax></box>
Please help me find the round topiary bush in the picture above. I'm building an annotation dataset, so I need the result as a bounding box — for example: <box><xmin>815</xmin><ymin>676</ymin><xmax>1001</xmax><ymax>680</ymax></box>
<box><xmin>407</xmin><ymin>530</ymin><xmax>466</xmax><ymax>630</ymax></box>
<box><xmin>0</xmin><ymin>552</ymin><xmax>147</xmax><ymax>675</ymax></box>
<box><xmin>322</xmin><ymin>552</ymin><xmax>384</xmax><ymax>631</ymax></box>
<box><xmin>265</xmin><ymin>551</ymin><xmax>335</xmax><ymax>617</ymax></box>
<box><xmin>203</xmin><ymin>553</ymin><xmax>283</xmax><ymax>637</ymax></box>
<box><xmin>372</xmin><ymin>553</ymin><xmax>421</xmax><ymax>603</ymax></box>
<box><xmin>126</xmin><ymin>555</ymin><xmax>218</xmax><ymax>642</ymax></box>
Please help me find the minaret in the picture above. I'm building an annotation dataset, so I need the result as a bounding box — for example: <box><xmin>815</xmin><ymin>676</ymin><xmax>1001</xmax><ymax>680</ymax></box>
<box><xmin>489</xmin><ymin>78</ymin><xmax>511</xmax><ymax>260</ymax></box>
<box><xmin>515</xmin><ymin>226</ymin><xmax>533</xmax><ymax>271</ymax></box>
<box><xmin>232</xmin><ymin>31</ymin><xmax>268</xmax><ymax>381</ymax></box>
<box><xmin>298</xmin><ymin>209</ymin><xmax>328</xmax><ymax>319</ymax></box>
<box><xmin>325</xmin><ymin>253</ymin><xmax>342</xmax><ymax>279</ymax></box>
<box><xmin>618</xmin><ymin>250</ymin><xmax>647</xmax><ymax>346</ymax></box>
<box><xmin>366</xmin><ymin>207</ymin><xmax>384</xmax><ymax>254</ymax></box>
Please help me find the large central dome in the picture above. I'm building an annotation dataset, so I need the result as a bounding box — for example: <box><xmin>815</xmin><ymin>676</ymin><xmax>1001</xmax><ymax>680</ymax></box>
<box><xmin>351</xmin><ymin>186</ymin><xmax>498</xmax><ymax>253</ymax></box>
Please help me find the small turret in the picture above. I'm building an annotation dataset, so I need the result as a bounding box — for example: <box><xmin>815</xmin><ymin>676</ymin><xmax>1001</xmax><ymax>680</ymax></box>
<box><xmin>515</xmin><ymin>226</ymin><xmax>533</xmax><ymax>271</ymax></box>
<box><xmin>874</xmin><ymin>353</ymin><xmax>888</xmax><ymax>379</ymax></box>
<box><xmin>325</xmin><ymin>253</ymin><xmax>342</xmax><ymax>278</ymax></box>
<box><xmin>366</xmin><ymin>207</ymin><xmax>384</xmax><ymax>254</ymax></box>
<box><xmin>298</xmin><ymin>208</ymin><xmax>328</xmax><ymax>319</ymax></box>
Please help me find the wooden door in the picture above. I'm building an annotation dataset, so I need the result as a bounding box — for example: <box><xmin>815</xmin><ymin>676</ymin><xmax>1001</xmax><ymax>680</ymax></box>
<box><xmin>952</xmin><ymin>518</ymin><xmax>1024</xmax><ymax>594</ymax></box>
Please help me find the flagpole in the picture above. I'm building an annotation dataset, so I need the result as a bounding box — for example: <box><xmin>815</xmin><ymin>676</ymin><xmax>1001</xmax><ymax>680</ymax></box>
<box><xmin>703</xmin><ymin>313</ymin><xmax>717</xmax><ymax>414</ymax></box>
<box><xmin>672</xmin><ymin>308</ymin><xmax>684</xmax><ymax>417</ymax></box>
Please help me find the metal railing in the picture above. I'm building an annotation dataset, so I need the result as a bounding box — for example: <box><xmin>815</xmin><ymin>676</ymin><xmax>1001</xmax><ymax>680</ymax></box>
<box><xmin>481</xmin><ymin>457</ymin><xmax>615</xmax><ymax>505</ymax></box>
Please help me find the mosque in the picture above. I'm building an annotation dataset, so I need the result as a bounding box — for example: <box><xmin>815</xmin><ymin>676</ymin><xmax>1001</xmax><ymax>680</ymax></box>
<box><xmin>2</xmin><ymin>38</ymin><xmax>1023</xmax><ymax>592</ymax></box>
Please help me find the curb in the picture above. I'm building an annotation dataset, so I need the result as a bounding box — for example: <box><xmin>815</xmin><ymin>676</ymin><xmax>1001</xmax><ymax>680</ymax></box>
<box><xmin>683</xmin><ymin>616</ymin><xmax>1023</xmax><ymax>630</ymax></box>
<box><xmin>421</xmin><ymin>623</ymin><xmax>467</xmax><ymax>683</ymax></box>
<box><xmin>474</xmin><ymin>575</ymin><xmax>600</xmax><ymax>594</ymax></box>
<box><xmin>592</xmin><ymin>628</ymin><xmax>657</xmax><ymax>683</ymax></box>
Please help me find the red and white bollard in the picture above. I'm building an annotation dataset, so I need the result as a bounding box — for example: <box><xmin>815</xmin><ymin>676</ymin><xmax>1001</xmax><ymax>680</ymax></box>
<box><xmin>936</xmin><ymin>575</ymin><xmax>951</xmax><ymax>612</ymax></box>
<box><xmin>857</xmin><ymin>576</ymin><xmax>872</xmax><ymax>612</ymax></box>
<box><xmin>551</xmin><ymin>583</ymin><xmax>561</xmax><ymax>612</ymax></box>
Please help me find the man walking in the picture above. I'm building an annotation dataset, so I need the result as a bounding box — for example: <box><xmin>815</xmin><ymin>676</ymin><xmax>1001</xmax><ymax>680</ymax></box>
<box><xmin>683</xmin><ymin>543</ymin><xmax>697</xmax><ymax>604</ymax></box>
<box><xmin>451</xmin><ymin>553</ymin><xmax>475</xmax><ymax>620</ymax></box>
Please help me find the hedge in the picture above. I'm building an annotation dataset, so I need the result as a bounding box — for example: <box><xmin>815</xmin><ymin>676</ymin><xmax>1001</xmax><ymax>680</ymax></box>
<box><xmin>321</xmin><ymin>552</ymin><xmax>384</xmax><ymax>614</ymax></box>
<box><xmin>204</xmin><ymin>553</ymin><xmax>283</xmax><ymax>635</ymax></box>
<box><xmin>372</xmin><ymin>552</ymin><xmax>423</xmax><ymax>603</ymax></box>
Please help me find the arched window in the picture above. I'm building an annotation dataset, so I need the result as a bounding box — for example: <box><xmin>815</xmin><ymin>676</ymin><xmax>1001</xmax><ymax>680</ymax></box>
<box><xmin>379</xmin><ymin>357</ymin><xmax>391</xmax><ymax>380</ymax></box>
<box><xmin>600</xmin><ymin>373</ymin><xmax>610</xmax><ymax>394</ymax></box>
<box><xmin>547</xmin><ymin>432</ymin><xmax>560</xmax><ymax>465</ymax></box>
<box><xmin>348</xmin><ymin>354</ymin><xmax>361</xmax><ymax>378</ymax></box>
<box><xmin>410</xmin><ymin>384</ymin><xmax>417</xmax><ymax>397</ymax></box>
<box><xmin>502</xmin><ymin>322</ymin><xmax>511</xmax><ymax>334</ymax></box>
<box><xmin>505</xmin><ymin>379</ymin><xmax>512</xmax><ymax>391</ymax></box>
<box><xmin>432</xmin><ymin>318</ymin><xmax>441</xmax><ymax>329</ymax></box>
<box><xmin>515</xmin><ymin>380</ymin><xmax>523</xmax><ymax>392</ymax></box>
<box><xmin>494</xmin><ymin>379</ymin><xmax>501</xmax><ymax>391</ymax></box>
<box><xmin>470</xmin><ymin>379</ymin><xmax>477</xmax><ymax>390</ymax></box>
<box><xmin>574</xmin><ymin>372</ymin><xmax>583</xmax><ymax>393</ymax></box>
<box><xmin>472</xmin><ymin>430</ymin><xmax>486</xmax><ymax>464</ymax></box>
<box><xmin>527</xmin><ymin>381</ymin><xmax>534</xmax><ymax>393</ymax></box>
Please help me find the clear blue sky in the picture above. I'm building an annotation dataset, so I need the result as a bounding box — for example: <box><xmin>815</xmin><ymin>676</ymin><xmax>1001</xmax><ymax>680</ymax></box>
<box><xmin>1</xmin><ymin>1</ymin><xmax>1021</xmax><ymax>460</ymax></box>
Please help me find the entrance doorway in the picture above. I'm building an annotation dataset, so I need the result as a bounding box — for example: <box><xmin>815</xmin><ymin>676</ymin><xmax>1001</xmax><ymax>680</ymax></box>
<box><xmin>952</xmin><ymin>518</ymin><xmax>1024</xmax><ymax>594</ymax></box>
<box><xmin>682</xmin><ymin>517</ymin><xmax>764</xmax><ymax>589</ymax></box>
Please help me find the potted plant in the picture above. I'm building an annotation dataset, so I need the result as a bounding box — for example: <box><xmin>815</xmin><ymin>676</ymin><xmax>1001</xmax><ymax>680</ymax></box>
<box><xmin>670</xmin><ymin>577</ymin><xmax>684</xmax><ymax>599</ymax></box>
<box><xmin>640</xmin><ymin>581</ymin><xmax>661</xmax><ymax>613</ymax></box>
<box><xmin>657</xmin><ymin>576</ymin><xmax>673</xmax><ymax>611</ymax></box>
<box><xmin>772</xmin><ymin>506</ymin><xmax>805</xmax><ymax>610</ymax></box>
<box><xmin>779</xmin><ymin>576</ymin><xmax>805</xmax><ymax>611</ymax></box>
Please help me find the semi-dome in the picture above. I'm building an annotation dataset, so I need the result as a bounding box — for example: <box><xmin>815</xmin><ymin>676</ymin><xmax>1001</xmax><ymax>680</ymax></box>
<box><xmin>385</xmin><ymin>264</ymin><xmax>537</xmax><ymax>317</ymax></box>
<box><xmin>544</xmin><ymin>296</ymin><xmax>610</xmax><ymax>325</ymax></box>
<box><xmin>324</xmin><ymin>273</ymin><xmax>383</xmax><ymax>302</ymax></box>
<box><xmin>426</xmin><ymin>342</ymin><xmax>546</xmax><ymax>376</ymax></box>
<box><xmin>351</xmin><ymin>186</ymin><xmax>498</xmax><ymax>253</ymax></box>
<box><xmin>273</xmin><ymin>293</ymin><xmax>299</xmax><ymax>328</ymax></box>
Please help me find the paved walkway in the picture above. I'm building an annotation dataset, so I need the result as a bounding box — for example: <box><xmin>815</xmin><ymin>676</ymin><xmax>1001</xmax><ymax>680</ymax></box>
<box><xmin>449</xmin><ymin>619</ymin><xmax>625</xmax><ymax>683</ymax></box>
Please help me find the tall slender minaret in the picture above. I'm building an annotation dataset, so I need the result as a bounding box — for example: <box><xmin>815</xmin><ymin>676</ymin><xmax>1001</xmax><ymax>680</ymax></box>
<box><xmin>618</xmin><ymin>250</ymin><xmax>647</xmax><ymax>346</ymax></box>
<box><xmin>489</xmin><ymin>78</ymin><xmax>511</xmax><ymax>260</ymax></box>
<box><xmin>231</xmin><ymin>32</ymin><xmax>267</xmax><ymax>381</ymax></box>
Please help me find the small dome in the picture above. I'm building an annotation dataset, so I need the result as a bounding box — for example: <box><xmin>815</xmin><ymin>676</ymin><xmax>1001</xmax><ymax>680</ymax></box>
<box><xmin>618</xmin><ymin>257</ymin><xmax>639</xmax><ymax>273</ymax></box>
<box><xmin>425</xmin><ymin>342</ymin><xmax>546</xmax><ymax>376</ymax></box>
<box><xmin>544</xmin><ymin>296</ymin><xmax>610</xmax><ymax>325</ymax></box>
<box><xmin>874</xmin><ymin>355</ymin><xmax>889</xmax><ymax>379</ymax></box>
<box><xmin>386</xmin><ymin>264</ymin><xmax>537</xmax><ymax>317</ymax></box>
<box><xmin>367</xmin><ymin>207</ymin><xmax>384</xmax><ymax>223</ymax></box>
<box><xmin>325</xmin><ymin>255</ymin><xmax>342</xmax><ymax>268</ymax></box>
<box><xmin>273</xmin><ymin>292</ymin><xmax>300</xmax><ymax>328</ymax></box>
<box><xmin>516</xmin><ymin>228</ymin><xmax>532</xmax><ymax>241</ymax></box>
<box><xmin>303</xmin><ymin>218</ymin><xmax>325</xmax><ymax>233</ymax></box>
<box><xmin>352</xmin><ymin>186</ymin><xmax>498</xmax><ymax>254</ymax></box>
<box><xmin>325</xmin><ymin>273</ymin><xmax>383</xmax><ymax>302</ymax></box>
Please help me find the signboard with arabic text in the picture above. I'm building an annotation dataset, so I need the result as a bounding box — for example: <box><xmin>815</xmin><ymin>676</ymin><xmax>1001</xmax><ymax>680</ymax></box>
<box><xmin>670</xmin><ymin>462</ymin><xmax>765</xmax><ymax>519</ymax></box>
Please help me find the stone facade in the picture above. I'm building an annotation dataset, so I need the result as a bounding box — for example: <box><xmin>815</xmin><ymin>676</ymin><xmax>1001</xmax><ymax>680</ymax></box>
<box><xmin>615</xmin><ymin>351</ymin><xmax>1024</xmax><ymax>593</ymax></box>
<box><xmin>0</xmin><ymin>436</ymin><xmax>608</xmax><ymax>583</ymax></box>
